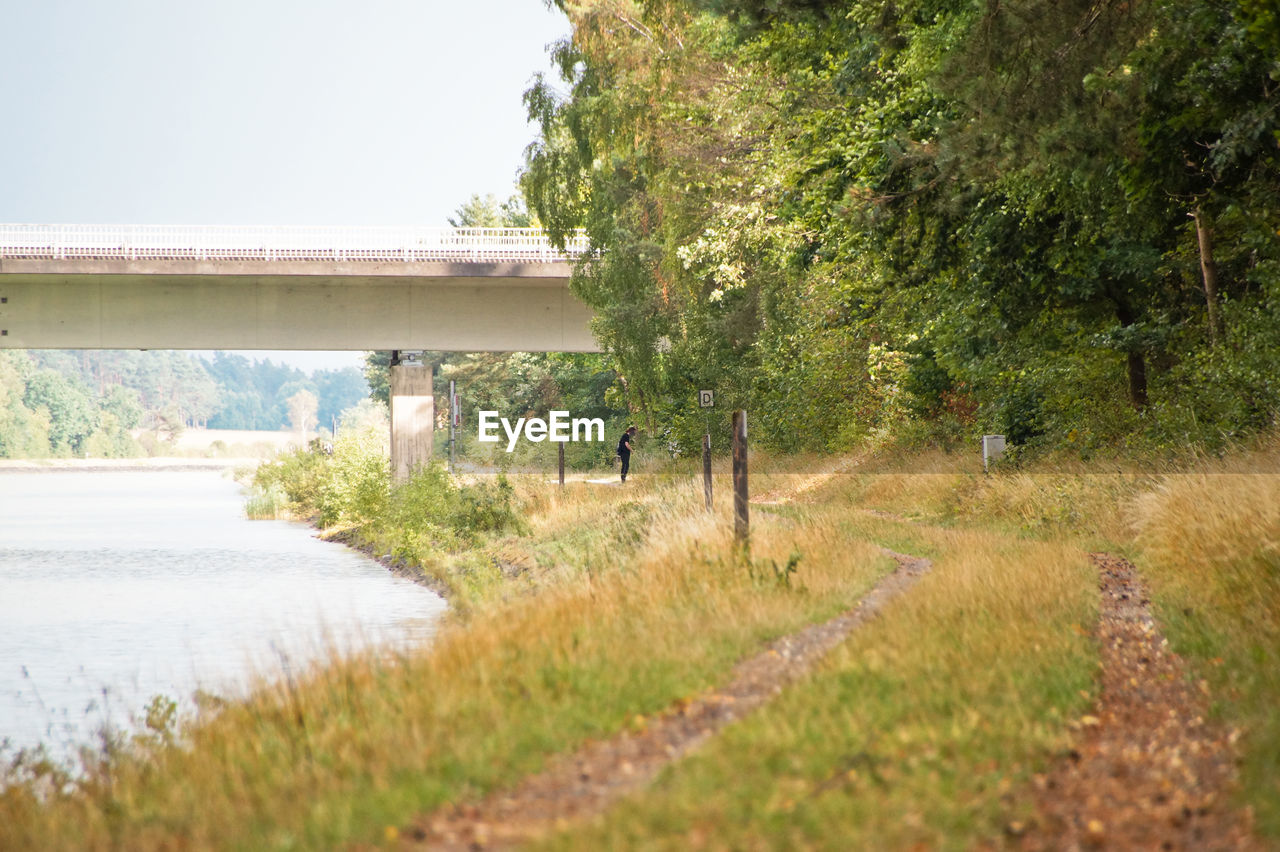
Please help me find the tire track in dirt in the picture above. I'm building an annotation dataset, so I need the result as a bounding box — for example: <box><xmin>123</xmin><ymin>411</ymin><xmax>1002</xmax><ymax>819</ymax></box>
<box><xmin>750</xmin><ymin>454</ymin><xmax>868</xmax><ymax>507</ymax></box>
<box><xmin>396</xmin><ymin>550</ymin><xmax>930</xmax><ymax>850</ymax></box>
<box><xmin>1018</xmin><ymin>553</ymin><xmax>1257</xmax><ymax>851</ymax></box>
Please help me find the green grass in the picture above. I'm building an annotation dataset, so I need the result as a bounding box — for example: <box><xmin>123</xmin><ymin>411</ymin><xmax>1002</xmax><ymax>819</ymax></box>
<box><xmin>538</xmin><ymin>517</ymin><xmax>1098</xmax><ymax>850</ymax></box>
<box><xmin>4</xmin><ymin>442</ymin><xmax>1278</xmax><ymax>849</ymax></box>
<box><xmin>0</xmin><ymin>469</ymin><xmax>892</xmax><ymax>850</ymax></box>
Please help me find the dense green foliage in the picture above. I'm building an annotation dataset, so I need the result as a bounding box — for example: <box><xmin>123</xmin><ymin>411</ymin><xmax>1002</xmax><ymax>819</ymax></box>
<box><xmin>0</xmin><ymin>349</ymin><xmax>369</xmax><ymax>458</ymax></box>
<box><xmin>0</xmin><ymin>350</ymin><xmax>142</xmax><ymax>458</ymax></box>
<box><xmin>249</xmin><ymin>424</ymin><xmax>524</xmax><ymax>595</ymax></box>
<box><xmin>203</xmin><ymin>352</ymin><xmax>367</xmax><ymax>432</ymax></box>
<box><xmin>522</xmin><ymin>0</ymin><xmax>1280</xmax><ymax>453</ymax></box>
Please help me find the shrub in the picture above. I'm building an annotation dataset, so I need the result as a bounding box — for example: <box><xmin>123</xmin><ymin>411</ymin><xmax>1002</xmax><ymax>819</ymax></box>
<box><xmin>316</xmin><ymin>427</ymin><xmax>390</xmax><ymax>528</ymax></box>
<box><xmin>252</xmin><ymin>444</ymin><xmax>331</xmax><ymax>518</ymax></box>
<box><xmin>451</xmin><ymin>475</ymin><xmax>523</xmax><ymax>537</ymax></box>
<box><xmin>249</xmin><ymin>424</ymin><xmax>524</xmax><ymax>563</ymax></box>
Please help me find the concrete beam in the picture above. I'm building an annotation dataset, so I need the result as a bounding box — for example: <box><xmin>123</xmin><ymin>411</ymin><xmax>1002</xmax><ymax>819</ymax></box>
<box><xmin>0</xmin><ymin>259</ymin><xmax>599</xmax><ymax>352</ymax></box>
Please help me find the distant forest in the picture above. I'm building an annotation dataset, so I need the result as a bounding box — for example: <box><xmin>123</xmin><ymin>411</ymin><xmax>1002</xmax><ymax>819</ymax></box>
<box><xmin>0</xmin><ymin>349</ymin><xmax>368</xmax><ymax>459</ymax></box>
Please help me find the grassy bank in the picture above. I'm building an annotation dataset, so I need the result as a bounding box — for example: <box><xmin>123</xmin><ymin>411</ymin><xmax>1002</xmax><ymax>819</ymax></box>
<box><xmin>1</xmin><ymin>457</ymin><xmax>897</xmax><ymax>849</ymax></box>
<box><xmin>825</xmin><ymin>440</ymin><xmax>1280</xmax><ymax>842</ymax></box>
<box><xmin>546</xmin><ymin>517</ymin><xmax>1098</xmax><ymax>850</ymax></box>
<box><xmin>2</xmin><ymin>436</ymin><xmax>1277</xmax><ymax>849</ymax></box>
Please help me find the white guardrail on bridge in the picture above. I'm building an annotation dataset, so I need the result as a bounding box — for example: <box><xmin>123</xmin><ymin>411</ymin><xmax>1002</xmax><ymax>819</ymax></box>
<box><xmin>0</xmin><ymin>224</ymin><xmax>590</xmax><ymax>263</ymax></box>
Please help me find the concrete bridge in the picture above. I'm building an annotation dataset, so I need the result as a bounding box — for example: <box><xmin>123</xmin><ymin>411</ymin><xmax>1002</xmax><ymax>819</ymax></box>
<box><xmin>0</xmin><ymin>224</ymin><xmax>597</xmax><ymax>352</ymax></box>
<box><xmin>0</xmin><ymin>224</ymin><xmax>600</xmax><ymax>477</ymax></box>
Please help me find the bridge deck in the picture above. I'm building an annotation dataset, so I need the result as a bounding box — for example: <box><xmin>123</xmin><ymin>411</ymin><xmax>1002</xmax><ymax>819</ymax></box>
<box><xmin>0</xmin><ymin>225</ymin><xmax>599</xmax><ymax>352</ymax></box>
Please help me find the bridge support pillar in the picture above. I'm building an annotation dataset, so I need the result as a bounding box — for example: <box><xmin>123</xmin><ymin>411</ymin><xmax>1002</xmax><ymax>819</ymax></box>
<box><xmin>390</xmin><ymin>365</ymin><xmax>434</xmax><ymax>482</ymax></box>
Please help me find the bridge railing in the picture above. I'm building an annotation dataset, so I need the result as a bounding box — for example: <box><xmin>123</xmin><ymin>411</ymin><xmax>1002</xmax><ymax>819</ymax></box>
<box><xmin>0</xmin><ymin>224</ymin><xmax>591</xmax><ymax>263</ymax></box>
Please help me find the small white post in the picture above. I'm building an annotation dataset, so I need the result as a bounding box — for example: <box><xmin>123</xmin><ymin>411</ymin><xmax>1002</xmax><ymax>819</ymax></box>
<box><xmin>982</xmin><ymin>434</ymin><xmax>1007</xmax><ymax>473</ymax></box>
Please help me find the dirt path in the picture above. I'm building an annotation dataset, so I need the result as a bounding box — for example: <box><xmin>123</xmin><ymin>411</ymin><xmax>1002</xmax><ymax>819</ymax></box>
<box><xmin>1019</xmin><ymin>553</ymin><xmax>1257</xmax><ymax>850</ymax></box>
<box><xmin>397</xmin><ymin>550</ymin><xmax>931</xmax><ymax>850</ymax></box>
<box><xmin>751</xmin><ymin>454</ymin><xmax>867</xmax><ymax>506</ymax></box>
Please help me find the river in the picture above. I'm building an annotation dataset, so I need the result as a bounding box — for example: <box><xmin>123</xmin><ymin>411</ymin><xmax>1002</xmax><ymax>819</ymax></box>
<box><xmin>0</xmin><ymin>468</ymin><xmax>446</xmax><ymax>761</ymax></box>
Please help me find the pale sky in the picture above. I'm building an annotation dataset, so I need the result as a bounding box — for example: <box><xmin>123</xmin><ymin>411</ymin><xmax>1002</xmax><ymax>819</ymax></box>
<box><xmin>1</xmin><ymin>0</ymin><xmax>571</xmax><ymax>372</ymax></box>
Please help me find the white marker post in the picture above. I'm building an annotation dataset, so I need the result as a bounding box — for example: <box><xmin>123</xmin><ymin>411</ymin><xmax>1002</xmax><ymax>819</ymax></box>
<box><xmin>983</xmin><ymin>434</ymin><xmax>1006</xmax><ymax>473</ymax></box>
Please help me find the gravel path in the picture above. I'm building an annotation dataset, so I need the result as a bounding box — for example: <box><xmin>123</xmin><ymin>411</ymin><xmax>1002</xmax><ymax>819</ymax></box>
<box><xmin>1019</xmin><ymin>553</ymin><xmax>1257</xmax><ymax>850</ymax></box>
<box><xmin>398</xmin><ymin>550</ymin><xmax>931</xmax><ymax>850</ymax></box>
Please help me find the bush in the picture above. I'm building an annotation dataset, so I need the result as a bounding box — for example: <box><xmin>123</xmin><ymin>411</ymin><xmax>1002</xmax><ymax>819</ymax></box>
<box><xmin>451</xmin><ymin>475</ymin><xmax>523</xmax><ymax>537</ymax></box>
<box><xmin>252</xmin><ymin>444</ymin><xmax>332</xmax><ymax>519</ymax></box>
<box><xmin>248</xmin><ymin>425</ymin><xmax>525</xmax><ymax>568</ymax></box>
<box><xmin>1146</xmin><ymin>297</ymin><xmax>1280</xmax><ymax>449</ymax></box>
<box><xmin>316</xmin><ymin>428</ymin><xmax>390</xmax><ymax>528</ymax></box>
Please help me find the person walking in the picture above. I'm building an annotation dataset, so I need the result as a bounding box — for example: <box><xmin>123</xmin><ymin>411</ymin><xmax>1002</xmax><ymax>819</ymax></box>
<box><xmin>617</xmin><ymin>425</ymin><xmax>637</xmax><ymax>482</ymax></box>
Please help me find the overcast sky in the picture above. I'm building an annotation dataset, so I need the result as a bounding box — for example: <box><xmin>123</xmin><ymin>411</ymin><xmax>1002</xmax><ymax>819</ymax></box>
<box><xmin>1</xmin><ymin>0</ymin><xmax>571</xmax><ymax>371</ymax></box>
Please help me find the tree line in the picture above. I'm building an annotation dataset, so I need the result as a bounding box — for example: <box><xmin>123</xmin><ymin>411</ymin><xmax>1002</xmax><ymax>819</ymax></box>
<box><xmin>520</xmin><ymin>0</ymin><xmax>1280</xmax><ymax>454</ymax></box>
<box><xmin>0</xmin><ymin>350</ymin><xmax>368</xmax><ymax>459</ymax></box>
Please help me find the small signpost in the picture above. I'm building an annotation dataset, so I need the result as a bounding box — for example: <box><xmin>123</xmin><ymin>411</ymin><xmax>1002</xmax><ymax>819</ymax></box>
<box><xmin>698</xmin><ymin>389</ymin><xmax>714</xmax><ymax>408</ymax></box>
<box><xmin>702</xmin><ymin>433</ymin><xmax>712</xmax><ymax>511</ymax></box>
<box><xmin>558</xmin><ymin>441</ymin><xmax>565</xmax><ymax>489</ymax></box>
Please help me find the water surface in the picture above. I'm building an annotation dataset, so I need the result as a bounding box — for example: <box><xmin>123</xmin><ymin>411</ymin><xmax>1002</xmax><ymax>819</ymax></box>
<box><xmin>0</xmin><ymin>470</ymin><xmax>445</xmax><ymax>757</ymax></box>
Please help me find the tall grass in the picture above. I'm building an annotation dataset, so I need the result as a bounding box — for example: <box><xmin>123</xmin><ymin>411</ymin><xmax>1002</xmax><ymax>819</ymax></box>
<box><xmin>541</xmin><ymin>502</ymin><xmax>1099</xmax><ymax>849</ymax></box>
<box><xmin>830</xmin><ymin>442</ymin><xmax>1280</xmax><ymax>844</ymax></box>
<box><xmin>0</xmin><ymin>469</ymin><xmax>892</xmax><ymax>850</ymax></box>
<box><xmin>242</xmin><ymin>482</ymin><xmax>285</xmax><ymax>520</ymax></box>
<box><xmin>4</xmin><ymin>438</ymin><xmax>1277</xmax><ymax>848</ymax></box>
<box><xmin>1133</xmin><ymin>473</ymin><xmax>1280</xmax><ymax>838</ymax></box>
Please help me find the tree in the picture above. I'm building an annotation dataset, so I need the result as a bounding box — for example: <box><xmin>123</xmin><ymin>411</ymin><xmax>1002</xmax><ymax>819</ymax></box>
<box><xmin>0</xmin><ymin>352</ymin><xmax>51</xmax><ymax>458</ymax></box>
<box><xmin>23</xmin><ymin>369</ymin><xmax>98</xmax><ymax>455</ymax></box>
<box><xmin>34</xmin><ymin>350</ymin><xmax>222</xmax><ymax>428</ymax></box>
<box><xmin>100</xmin><ymin>385</ymin><xmax>144</xmax><ymax>430</ymax></box>
<box><xmin>447</xmin><ymin>192</ymin><xmax>535</xmax><ymax>228</ymax></box>
<box><xmin>314</xmin><ymin>368</ymin><xmax>370</xmax><ymax>433</ymax></box>
<box><xmin>515</xmin><ymin>0</ymin><xmax>1280</xmax><ymax>451</ymax></box>
<box><xmin>287</xmin><ymin>389</ymin><xmax>319</xmax><ymax>439</ymax></box>
<box><xmin>363</xmin><ymin>350</ymin><xmax>392</xmax><ymax>408</ymax></box>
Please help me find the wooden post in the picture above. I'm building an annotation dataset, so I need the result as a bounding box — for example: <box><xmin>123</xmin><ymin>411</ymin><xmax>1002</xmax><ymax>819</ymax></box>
<box><xmin>732</xmin><ymin>411</ymin><xmax>748</xmax><ymax>544</ymax></box>
<box><xmin>702</xmin><ymin>432</ymin><xmax>713</xmax><ymax>511</ymax></box>
<box><xmin>558</xmin><ymin>440</ymin><xmax>565</xmax><ymax>489</ymax></box>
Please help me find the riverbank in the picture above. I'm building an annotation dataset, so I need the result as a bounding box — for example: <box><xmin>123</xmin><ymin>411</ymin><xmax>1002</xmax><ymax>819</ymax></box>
<box><xmin>2</xmin><ymin>442</ymin><xmax>1276</xmax><ymax>849</ymax></box>
<box><xmin>0</xmin><ymin>428</ymin><xmax>307</xmax><ymax>474</ymax></box>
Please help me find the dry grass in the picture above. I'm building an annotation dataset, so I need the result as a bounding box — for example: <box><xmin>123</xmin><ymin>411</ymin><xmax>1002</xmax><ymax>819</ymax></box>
<box><xmin>824</xmin><ymin>442</ymin><xmax>1280</xmax><ymax>844</ymax></box>
<box><xmin>0</xmin><ymin>468</ymin><xmax>890</xmax><ymax>850</ymax></box>
<box><xmin>1132</xmin><ymin>472</ymin><xmax>1280</xmax><ymax>838</ymax></box>
<box><xmin>4</xmin><ymin>440</ymin><xmax>1278</xmax><ymax>849</ymax></box>
<box><xmin>542</xmin><ymin>490</ymin><xmax>1099</xmax><ymax>849</ymax></box>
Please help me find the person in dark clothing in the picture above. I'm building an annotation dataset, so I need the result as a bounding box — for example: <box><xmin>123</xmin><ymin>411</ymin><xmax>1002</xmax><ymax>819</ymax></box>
<box><xmin>617</xmin><ymin>425</ymin><xmax>637</xmax><ymax>482</ymax></box>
